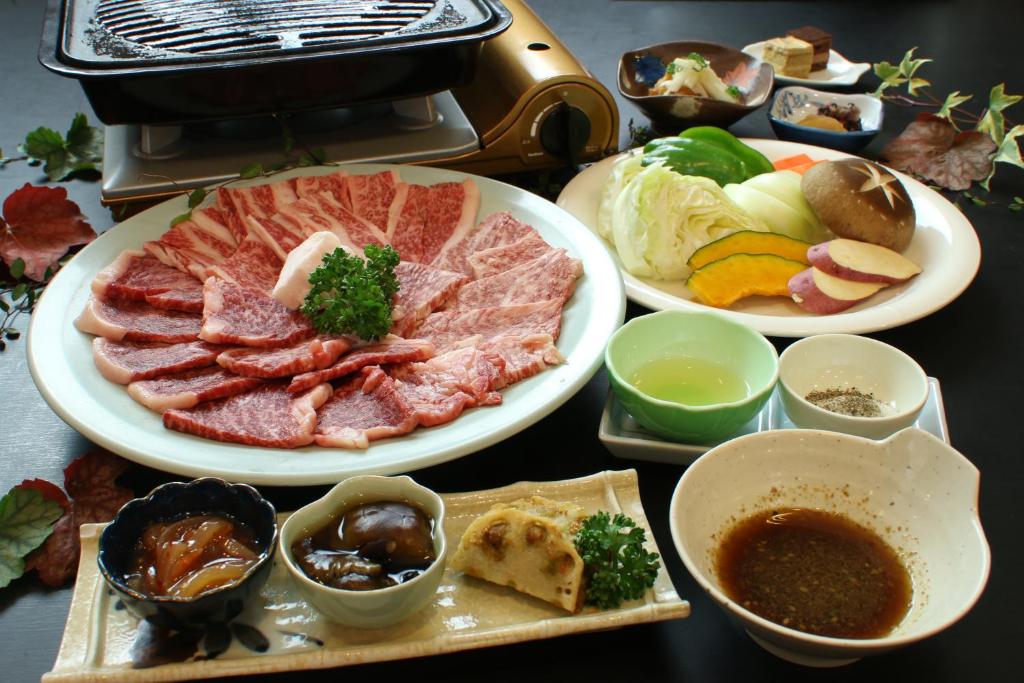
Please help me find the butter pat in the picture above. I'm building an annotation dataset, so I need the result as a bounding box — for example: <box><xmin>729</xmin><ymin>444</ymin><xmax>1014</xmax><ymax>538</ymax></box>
<box><xmin>272</xmin><ymin>231</ymin><xmax>344</xmax><ymax>309</ymax></box>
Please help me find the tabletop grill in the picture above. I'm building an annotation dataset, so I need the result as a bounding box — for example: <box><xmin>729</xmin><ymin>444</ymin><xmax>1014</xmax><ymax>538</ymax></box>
<box><xmin>39</xmin><ymin>0</ymin><xmax>618</xmax><ymax>209</ymax></box>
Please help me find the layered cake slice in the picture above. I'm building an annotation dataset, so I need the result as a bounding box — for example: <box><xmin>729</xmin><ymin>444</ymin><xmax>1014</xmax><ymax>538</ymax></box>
<box><xmin>762</xmin><ymin>36</ymin><xmax>814</xmax><ymax>78</ymax></box>
<box><xmin>787</xmin><ymin>26</ymin><xmax>832</xmax><ymax>71</ymax></box>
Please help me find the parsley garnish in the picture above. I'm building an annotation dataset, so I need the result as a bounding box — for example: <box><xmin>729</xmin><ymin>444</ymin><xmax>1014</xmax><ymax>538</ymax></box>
<box><xmin>665</xmin><ymin>62</ymin><xmax>680</xmax><ymax>75</ymax></box>
<box><xmin>300</xmin><ymin>244</ymin><xmax>400</xmax><ymax>341</ymax></box>
<box><xmin>726</xmin><ymin>85</ymin><xmax>742</xmax><ymax>100</ymax></box>
<box><xmin>574</xmin><ymin>512</ymin><xmax>660</xmax><ymax>609</ymax></box>
<box><xmin>687</xmin><ymin>52</ymin><xmax>709</xmax><ymax>71</ymax></box>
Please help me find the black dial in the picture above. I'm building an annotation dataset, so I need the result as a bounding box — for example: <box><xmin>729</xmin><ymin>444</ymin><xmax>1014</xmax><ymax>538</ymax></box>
<box><xmin>538</xmin><ymin>103</ymin><xmax>591</xmax><ymax>163</ymax></box>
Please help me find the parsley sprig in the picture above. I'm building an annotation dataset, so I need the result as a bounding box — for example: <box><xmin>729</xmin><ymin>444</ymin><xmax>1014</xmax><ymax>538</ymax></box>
<box><xmin>300</xmin><ymin>244</ymin><xmax>400</xmax><ymax>341</ymax></box>
<box><xmin>574</xmin><ymin>512</ymin><xmax>660</xmax><ymax>609</ymax></box>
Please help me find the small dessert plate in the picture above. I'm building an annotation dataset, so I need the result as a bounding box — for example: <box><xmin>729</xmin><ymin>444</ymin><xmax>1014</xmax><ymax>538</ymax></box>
<box><xmin>599</xmin><ymin>377</ymin><xmax>949</xmax><ymax>465</ymax></box>
<box><xmin>742</xmin><ymin>42</ymin><xmax>871</xmax><ymax>87</ymax></box>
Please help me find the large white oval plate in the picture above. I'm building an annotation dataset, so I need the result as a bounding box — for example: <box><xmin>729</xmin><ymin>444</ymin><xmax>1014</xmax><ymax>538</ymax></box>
<box><xmin>556</xmin><ymin>139</ymin><xmax>980</xmax><ymax>337</ymax></box>
<box><xmin>28</xmin><ymin>165</ymin><xmax>625</xmax><ymax>485</ymax></box>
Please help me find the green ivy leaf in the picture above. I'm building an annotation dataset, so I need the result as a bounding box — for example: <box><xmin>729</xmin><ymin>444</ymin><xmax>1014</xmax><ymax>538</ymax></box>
<box><xmin>170</xmin><ymin>211</ymin><xmax>192</xmax><ymax>227</ymax></box>
<box><xmin>9</xmin><ymin>258</ymin><xmax>25</xmax><ymax>280</ymax></box>
<box><xmin>907</xmin><ymin>77</ymin><xmax>931</xmax><ymax>97</ymax></box>
<box><xmin>936</xmin><ymin>91</ymin><xmax>973</xmax><ymax>124</ymax></box>
<box><xmin>871</xmin><ymin>60</ymin><xmax>904</xmax><ymax>96</ymax></box>
<box><xmin>977</xmin><ymin>84</ymin><xmax>1023</xmax><ymax>145</ymax></box>
<box><xmin>898</xmin><ymin>48</ymin><xmax>931</xmax><ymax>79</ymax></box>
<box><xmin>0</xmin><ymin>487</ymin><xmax>64</xmax><ymax>589</ymax></box>
<box><xmin>19</xmin><ymin>114</ymin><xmax>102</xmax><ymax>181</ymax></box>
<box><xmin>21</xmin><ymin>127</ymin><xmax>64</xmax><ymax>160</ymax></box>
<box><xmin>981</xmin><ymin>125</ymin><xmax>1024</xmax><ymax>189</ymax></box>
<box><xmin>239</xmin><ymin>162</ymin><xmax>264</xmax><ymax>179</ymax></box>
<box><xmin>187</xmin><ymin>188</ymin><xmax>207</xmax><ymax>209</ymax></box>
<box><xmin>64</xmin><ymin>113</ymin><xmax>103</xmax><ymax>176</ymax></box>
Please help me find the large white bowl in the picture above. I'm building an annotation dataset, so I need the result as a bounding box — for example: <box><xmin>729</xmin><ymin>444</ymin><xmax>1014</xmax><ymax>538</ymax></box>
<box><xmin>779</xmin><ymin>334</ymin><xmax>929</xmax><ymax>439</ymax></box>
<box><xmin>670</xmin><ymin>428</ymin><xmax>989</xmax><ymax>667</ymax></box>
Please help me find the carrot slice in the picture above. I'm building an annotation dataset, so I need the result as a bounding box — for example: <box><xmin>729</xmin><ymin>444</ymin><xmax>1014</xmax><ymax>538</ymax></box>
<box><xmin>787</xmin><ymin>160</ymin><xmax>823</xmax><ymax>175</ymax></box>
<box><xmin>772</xmin><ymin>153</ymin><xmax>815</xmax><ymax>171</ymax></box>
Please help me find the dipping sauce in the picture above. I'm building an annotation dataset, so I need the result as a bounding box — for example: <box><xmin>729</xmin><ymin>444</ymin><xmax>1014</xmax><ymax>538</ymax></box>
<box><xmin>126</xmin><ymin>514</ymin><xmax>262</xmax><ymax>599</ymax></box>
<box><xmin>629</xmin><ymin>356</ymin><xmax>749</xmax><ymax>405</ymax></box>
<box><xmin>716</xmin><ymin>507</ymin><xmax>912</xmax><ymax>638</ymax></box>
<box><xmin>292</xmin><ymin>501</ymin><xmax>436</xmax><ymax>591</ymax></box>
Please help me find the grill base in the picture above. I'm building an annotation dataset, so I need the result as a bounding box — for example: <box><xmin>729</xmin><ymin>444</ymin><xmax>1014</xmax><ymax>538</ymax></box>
<box><xmin>100</xmin><ymin>91</ymin><xmax>479</xmax><ymax>203</ymax></box>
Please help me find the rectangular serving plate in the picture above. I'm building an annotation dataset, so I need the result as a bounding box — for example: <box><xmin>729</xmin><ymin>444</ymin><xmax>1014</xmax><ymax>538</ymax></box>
<box><xmin>600</xmin><ymin>377</ymin><xmax>950</xmax><ymax>465</ymax></box>
<box><xmin>45</xmin><ymin>469</ymin><xmax>689</xmax><ymax>682</ymax></box>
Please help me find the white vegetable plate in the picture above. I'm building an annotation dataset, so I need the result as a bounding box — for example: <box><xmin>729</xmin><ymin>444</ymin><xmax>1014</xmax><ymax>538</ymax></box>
<box><xmin>741</xmin><ymin>42</ymin><xmax>871</xmax><ymax>87</ymax></box>
<box><xmin>599</xmin><ymin>377</ymin><xmax>949</xmax><ymax>465</ymax></box>
<box><xmin>556</xmin><ymin>139</ymin><xmax>981</xmax><ymax>337</ymax></box>
<box><xmin>27</xmin><ymin>165</ymin><xmax>626</xmax><ymax>486</ymax></box>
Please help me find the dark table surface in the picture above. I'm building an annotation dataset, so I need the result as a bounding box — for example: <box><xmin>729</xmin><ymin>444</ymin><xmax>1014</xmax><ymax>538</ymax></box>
<box><xmin>2</xmin><ymin>1</ymin><xmax>1022</xmax><ymax>681</ymax></box>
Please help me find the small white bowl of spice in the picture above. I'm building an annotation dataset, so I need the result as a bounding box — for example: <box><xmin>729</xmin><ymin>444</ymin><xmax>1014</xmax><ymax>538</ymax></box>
<box><xmin>778</xmin><ymin>334</ymin><xmax>928</xmax><ymax>439</ymax></box>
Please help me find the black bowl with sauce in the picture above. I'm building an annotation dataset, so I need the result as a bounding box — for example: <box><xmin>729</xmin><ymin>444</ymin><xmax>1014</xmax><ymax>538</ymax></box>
<box><xmin>98</xmin><ymin>478</ymin><xmax>278</xmax><ymax>630</ymax></box>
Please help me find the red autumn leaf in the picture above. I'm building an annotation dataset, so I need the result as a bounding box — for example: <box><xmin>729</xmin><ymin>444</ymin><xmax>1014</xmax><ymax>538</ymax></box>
<box><xmin>0</xmin><ymin>183</ymin><xmax>95</xmax><ymax>281</ymax></box>
<box><xmin>15</xmin><ymin>478</ymin><xmax>71</xmax><ymax>511</ymax></box>
<box><xmin>882</xmin><ymin>114</ymin><xmax>997</xmax><ymax>191</ymax></box>
<box><xmin>22</xmin><ymin>450</ymin><xmax>134</xmax><ymax>587</ymax></box>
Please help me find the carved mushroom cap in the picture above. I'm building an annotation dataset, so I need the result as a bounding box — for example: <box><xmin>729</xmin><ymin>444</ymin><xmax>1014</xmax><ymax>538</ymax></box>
<box><xmin>802</xmin><ymin>159</ymin><xmax>916</xmax><ymax>252</ymax></box>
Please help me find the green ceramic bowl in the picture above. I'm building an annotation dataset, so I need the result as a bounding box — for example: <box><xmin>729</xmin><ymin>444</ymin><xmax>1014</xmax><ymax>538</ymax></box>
<box><xmin>605</xmin><ymin>310</ymin><xmax>779</xmax><ymax>443</ymax></box>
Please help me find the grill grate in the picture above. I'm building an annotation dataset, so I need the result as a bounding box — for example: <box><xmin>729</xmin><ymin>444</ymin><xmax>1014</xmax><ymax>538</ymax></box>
<box><xmin>92</xmin><ymin>0</ymin><xmax>441</xmax><ymax>56</ymax></box>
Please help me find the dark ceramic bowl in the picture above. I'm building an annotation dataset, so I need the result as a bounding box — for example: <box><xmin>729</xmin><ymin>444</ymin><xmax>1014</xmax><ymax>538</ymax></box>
<box><xmin>98</xmin><ymin>478</ymin><xmax>278</xmax><ymax>630</ymax></box>
<box><xmin>618</xmin><ymin>41</ymin><xmax>774</xmax><ymax>133</ymax></box>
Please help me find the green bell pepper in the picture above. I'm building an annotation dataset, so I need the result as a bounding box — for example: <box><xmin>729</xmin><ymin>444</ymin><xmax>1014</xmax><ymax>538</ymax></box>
<box><xmin>641</xmin><ymin>127</ymin><xmax>774</xmax><ymax>186</ymax></box>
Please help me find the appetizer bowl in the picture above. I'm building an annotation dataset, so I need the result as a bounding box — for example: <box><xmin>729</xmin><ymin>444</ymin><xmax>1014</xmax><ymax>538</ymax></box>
<box><xmin>97</xmin><ymin>478</ymin><xmax>278</xmax><ymax>629</ymax></box>
<box><xmin>605</xmin><ymin>310</ymin><xmax>778</xmax><ymax>443</ymax></box>
<box><xmin>769</xmin><ymin>86</ymin><xmax>882</xmax><ymax>152</ymax></box>
<box><xmin>779</xmin><ymin>334</ymin><xmax>928</xmax><ymax>439</ymax></box>
<box><xmin>280</xmin><ymin>475</ymin><xmax>447</xmax><ymax>629</ymax></box>
<box><xmin>618</xmin><ymin>41</ymin><xmax>774</xmax><ymax>131</ymax></box>
<box><xmin>670</xmin><ymin>428</ymin><xmax>990</xmax><ymax>667</ymax></box>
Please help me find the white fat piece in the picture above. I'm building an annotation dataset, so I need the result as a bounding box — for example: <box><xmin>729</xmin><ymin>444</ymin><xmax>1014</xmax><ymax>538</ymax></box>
<box><xmin>272</xmin><ymin>231</ymin><xmax>346</xmax><ymax>310</ymax></box>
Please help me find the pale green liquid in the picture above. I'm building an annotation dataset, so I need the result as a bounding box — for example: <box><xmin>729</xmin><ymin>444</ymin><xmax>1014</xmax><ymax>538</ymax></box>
<box><xmin>629</xmin><ymin>356</ymin><xmax>750</xmax><ymax>405</ymax></box>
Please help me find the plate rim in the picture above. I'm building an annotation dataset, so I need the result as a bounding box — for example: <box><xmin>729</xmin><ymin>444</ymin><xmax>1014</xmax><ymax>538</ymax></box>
<box><xmin>741</xmin><ymin>40</ymin><xmax>871</xmax><ymax>87</ymax></box>
<box><xmin>27</xmin><ymin>164</ymin><xmax>626</xmax><ymax>485</ymax></box>
<box><xmin>556</xmin><ymin>138</ymin><xmax>981</xmax><ymax>338</ymax></box>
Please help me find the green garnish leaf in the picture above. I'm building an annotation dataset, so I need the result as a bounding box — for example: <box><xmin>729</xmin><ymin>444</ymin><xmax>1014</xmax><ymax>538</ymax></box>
<box><xmin>574</xmin><ymin>511</ymin><xmax>660</xmax><ymax>610</ymax></box>
<box><xmin>170</xmin><ymin>211</ymin><xmax>192</xmax><ymax>227</ymax></box>
<box><xmin>0</xmin><ymin>487</ymin><xmax>64</xmax><ymax>589</ymax></box>
<box><xmin>665</xmin><ymin>62</ymin><xmax>679</xmax><ymax>75</ymax></box>
<box><xmin>300</xmin><ymin>244</ymin><xmax>400</xmax><ymax>340</ymax></box>
<box><xmin>726</xmin><ymin>85</ymin><xmax>741</xmax><ymax>100</ymax></box>
<box><xmin>239</xmin><ymin>162</ymin><xmax>264</xmax><ymax>179</ymax></box>
<box><xmin>687</xmin><ymin>52</ymin><xmax>709</xmax><ymax>70</ymax></box>
<box><xmin>187</xmin><ymin>188</ymin><xmax>207</xmax><ymax>209</ymax></box>
<box><xmin>20</xmin><ymin>113</ymin><xmax>103</xmax><ymax>182</ymax></box>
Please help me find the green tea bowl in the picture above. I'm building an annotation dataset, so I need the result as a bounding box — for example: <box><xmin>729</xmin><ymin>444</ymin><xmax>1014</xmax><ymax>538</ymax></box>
<box><xmin>605</xmin><ymin>310</ymin><xmax>779</xmax><ymax>443</ymax></box>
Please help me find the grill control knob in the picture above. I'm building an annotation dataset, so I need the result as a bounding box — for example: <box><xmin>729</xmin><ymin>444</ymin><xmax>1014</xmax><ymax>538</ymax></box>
<box><xmin>539</xmin><ymin>103</ymin><xmax>591</xmax><ymax>163</ymax></box>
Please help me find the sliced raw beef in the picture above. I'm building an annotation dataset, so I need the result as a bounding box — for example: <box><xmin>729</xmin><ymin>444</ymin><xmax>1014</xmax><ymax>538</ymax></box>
<box><xmin>92</xmin><ymin>250</ymin><xmax>204</xmax><ymax>313</ymax></box>
<box><xmin>163</xmin><ymin>382</ymin><xmax>331</xmax><ymax>448</ymax></box>
<box><xmin>294</xmin><ymin>170</ymin><xmax>349</xmax><ymax>206</ymax></box>
<box><xmin>481</xmin><ymin>334</ymin><xmax>566</xmax><ymax>389</ymax></box>
<box><xmin>245</xmin><ymin>214</ymin><xmax>308</xmax><ymax>262</ymax></box>
<box><xmin>92</xmin><ymin>338</ymin><xmax>222</xmax><ymax>384</ymax></box>
<box><xmin>390</xmin><ymin>346</ymin><xmax>503</xmax><ymax>427</ymax></box>
<box><xmin>314</xmin><ymin>367</ymin><xmax>418</xmax><ymax>448</ymax></box>
<box><xmin>128</xmin><ymin>367</ymin><xmax>263</xmax><ymax>412</ymax></box>
<box><xmin>144</xmin><ymin>218</ymin><xmax>237</xmax><ymax>280</ymax></box>
<box><xmin>200</xmin><ymin>278</ymin><xmax>314</xmax><ymax>348</ymax></box>
<box><xmin>387</xmin><ymin>180</ymin><xmax>480</xmax><ymax>263</ymax></box>
<box><xmin>189</xmin><ymin>206</ymin><xmax>238</xmax><ymax>246</ymax></box>
<box><xmin>300</xmin><ymin>192</ymin><xmax>387</xmax><ymax>249</ymax></box>
<box><xmin>218</xmin><ymin>180</ymin><xmax>299</xmax><ymax>243</ymax></box>
<box><xmin>287</xmin><ymin>336</ymin><xmax>435</xmax><ymax>393</ymax></box>
<box><xmin>217</xmin><ymin>337</ymin><xmax>352</xmax><ymax>378</ymax></box>
<box><xmin>467</xmin><ymin>233</ymin><xmax>553</xmax><ymax>280</ymax></box>
<box><xmin>390</xmin><ymin>261</ymin><xmax>467</xmax><ymax>337</ymax></box>
<box><xmin>347</xmin><ymin>170</ymin><xmax>400</xmax><ymax>232</ymax></box>
<box><xmin>431</xmin><ymin>211</ymin><xmax>536</xmax><ymax>276</ymax></box>
<box><xmin>206</xmin><ymin>235</ymin><xmax>283</xmax><ymax>294</ymax></box>
<box><xmin>447</xmin><ymin>249</ymin><xmax>581</xmax><ymax>311</ymax></box>
<box><xmin>76</xmin><ymin>296</ymin><xmax>202</xmax><ymax>343</ymax></box>
<box><xmin>415</xmin><ymin>299</ymin><xmax>564</xmax><ymax>353</ymax></box>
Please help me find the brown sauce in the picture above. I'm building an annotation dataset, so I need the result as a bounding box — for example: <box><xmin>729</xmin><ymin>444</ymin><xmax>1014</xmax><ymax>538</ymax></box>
<box><xmin>292</xmin><ymin>501</ymin><xmax>436</xmax><ymax>591</ymax></box>
<box><xmin>715</xmin><ymin>508</ymin><xmax>912</xmax><ymax>638</ymax></box>
<box><xmin>126</xmin><ymin>514</ymin><xmax>261</xmax><ymax>599</ymax></box>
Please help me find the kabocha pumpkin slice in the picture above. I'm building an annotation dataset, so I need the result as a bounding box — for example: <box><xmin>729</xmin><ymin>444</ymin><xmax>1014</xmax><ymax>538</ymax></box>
<box><xmin>687</xmin><ymin>231</ymin><xmax>812</xmax><ymax>271</ymax></box>
<box><xmin>687</xmin><ymin>253</ymin><xmax>807</xmax><ymax>307</ymax></box>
